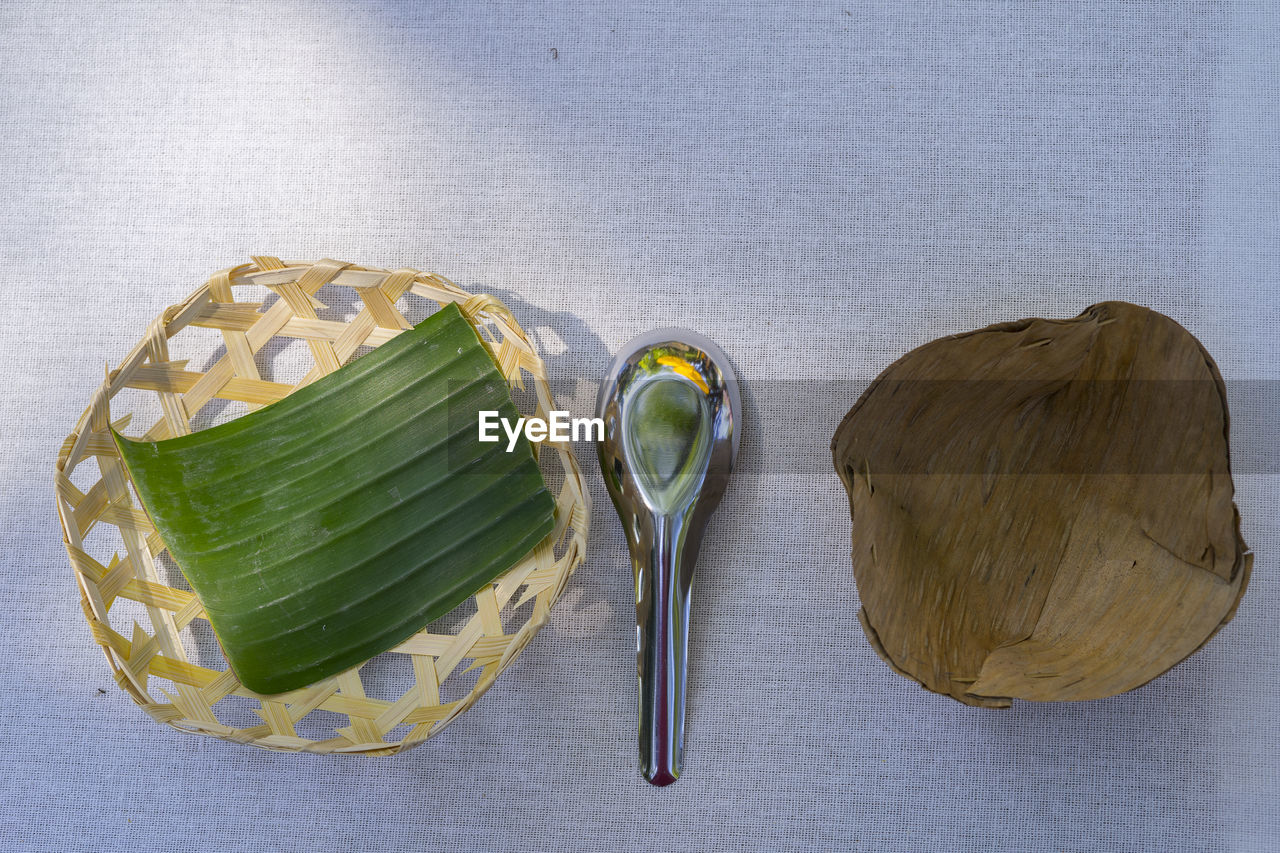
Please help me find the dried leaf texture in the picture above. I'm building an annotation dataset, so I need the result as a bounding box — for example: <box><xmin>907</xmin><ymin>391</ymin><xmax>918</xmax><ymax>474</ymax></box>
<box><xmin>832</xmin><ymin>302</ymin><xmax>1251</xmax><ymax>706</ymax></box>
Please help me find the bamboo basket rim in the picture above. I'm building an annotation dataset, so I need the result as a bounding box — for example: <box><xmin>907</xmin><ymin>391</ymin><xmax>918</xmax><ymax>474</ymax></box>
<box><xmin>54</xmin><ymin>257</ymin><xmax>590</xmax><ymax>755</ymax></box>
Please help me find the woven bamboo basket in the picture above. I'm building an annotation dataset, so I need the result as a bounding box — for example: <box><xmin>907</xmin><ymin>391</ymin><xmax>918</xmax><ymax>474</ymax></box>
<box><xmin>54</xmin><ymin>257</ymin><xmax>589</xmax><ymax>755</ymax></box>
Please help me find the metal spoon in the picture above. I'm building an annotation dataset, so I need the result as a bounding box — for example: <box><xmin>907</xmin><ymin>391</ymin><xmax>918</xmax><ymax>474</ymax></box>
<box><xmin>596</xmin><ymin>329</ymin><xmax>741</xmax><ymax>786</ymax></box>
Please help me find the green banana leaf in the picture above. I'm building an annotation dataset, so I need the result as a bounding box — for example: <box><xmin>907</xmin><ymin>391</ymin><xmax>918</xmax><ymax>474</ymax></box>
<box><xmin>114</xmin><ymin>302</ymin><xmax>554</xmax><ymax>695</ymax></box>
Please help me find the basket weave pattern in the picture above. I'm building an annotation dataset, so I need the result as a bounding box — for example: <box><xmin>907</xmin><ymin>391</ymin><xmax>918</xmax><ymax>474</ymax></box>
<box><xmin>54</xmin><ymin>258</ymin><xmax>589</xmax><ymax>754</ymax></box>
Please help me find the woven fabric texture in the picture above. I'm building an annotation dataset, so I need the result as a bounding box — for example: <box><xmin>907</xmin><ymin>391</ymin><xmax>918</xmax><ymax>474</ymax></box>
<box><xmin>2</xmin><ymin>2</ymin><xmax>1277</xmax><ymax>851</ymax></box>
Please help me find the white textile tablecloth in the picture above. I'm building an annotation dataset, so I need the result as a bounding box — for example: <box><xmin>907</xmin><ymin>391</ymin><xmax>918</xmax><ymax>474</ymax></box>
<box><xmin>1</xmin><ymin>2</ymin><xmax>1276</xmax><ymax>851</ymax></box>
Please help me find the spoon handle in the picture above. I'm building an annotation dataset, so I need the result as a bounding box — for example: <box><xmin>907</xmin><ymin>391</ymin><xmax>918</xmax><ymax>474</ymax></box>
<box><xmin>635</xmin><ymin>514</ymin><xmax>693</xmax><ymax>787</ymax></box>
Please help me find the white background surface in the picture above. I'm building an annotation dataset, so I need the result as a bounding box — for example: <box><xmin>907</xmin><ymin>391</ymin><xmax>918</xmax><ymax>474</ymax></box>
<box><xmin>2</xmin><ymin>2</ymin><xmax>1277</xmax><ymax>851</ymax></box>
